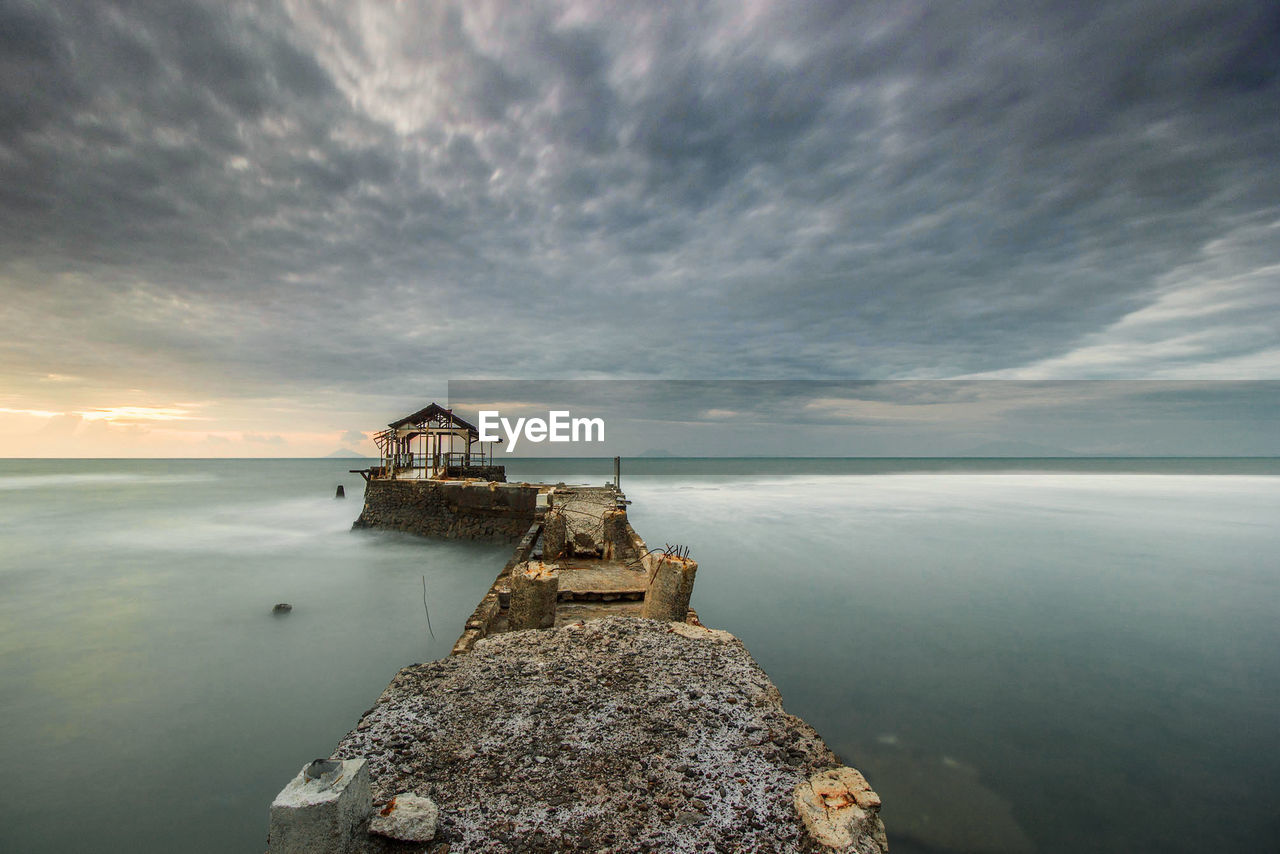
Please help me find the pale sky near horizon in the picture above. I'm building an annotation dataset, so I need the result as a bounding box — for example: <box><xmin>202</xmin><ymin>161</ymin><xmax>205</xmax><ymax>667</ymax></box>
<box><xmin>1</xmin><ymin>1</ymin><xmax>1278</xmax><ymax>457</ymax></box>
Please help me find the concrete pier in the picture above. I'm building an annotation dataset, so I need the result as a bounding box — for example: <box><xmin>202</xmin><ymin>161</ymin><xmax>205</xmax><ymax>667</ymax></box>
<box><xmin>270</xmin><ymin>471</ymin><xmax>888</xmax><ymax>853</ymax></box>
<box><xmin>332</xmin><ymin>618</ymin><xmax>888</xmax><ymax>853</ymax></box>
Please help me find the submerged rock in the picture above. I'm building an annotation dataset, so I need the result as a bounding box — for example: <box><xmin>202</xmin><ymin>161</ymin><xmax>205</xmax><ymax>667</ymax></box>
<box><xmin>335</xmin><ymin>617</ymin><xmax>886</xmax><ymax>853</ymax></box>
<box><xmin>851</xmin><ymin>744</ymin><xmax>1035</xmax><ymax>853</ymax></box>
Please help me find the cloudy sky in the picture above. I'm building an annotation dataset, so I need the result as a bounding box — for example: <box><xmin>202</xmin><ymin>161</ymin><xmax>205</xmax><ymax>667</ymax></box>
<box><xmin>1</xmin><ymin>0</ymin><xmax>1277</xmax><ymax>456</ymax></box>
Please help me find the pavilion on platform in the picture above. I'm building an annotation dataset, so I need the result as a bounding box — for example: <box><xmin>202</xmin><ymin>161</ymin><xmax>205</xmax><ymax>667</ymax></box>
<box><xmin>367</xmin><ymin>403</ymin><xmax>502</xmax><ymax>480</ymax></box>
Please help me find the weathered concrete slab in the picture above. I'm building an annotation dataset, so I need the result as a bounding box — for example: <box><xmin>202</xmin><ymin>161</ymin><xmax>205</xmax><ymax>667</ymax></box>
<box><xmin>336</xmin><ymin>618</ymin><xmax>886</xmax><ymax>854</ymax></box>
<box><xmin>553</xmin><ymin>600</ymin><xmax>644</xmax><ymax>624</ymax></box>
<box><xmin>554</xmin><ymin>559</ymin><xmax>648</xmax><ymax>595</ymax></box>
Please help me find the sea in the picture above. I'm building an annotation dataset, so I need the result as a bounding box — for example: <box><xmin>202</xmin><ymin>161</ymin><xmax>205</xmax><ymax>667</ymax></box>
<box><xmin>0</xmin><ymin>457</ymin><xmax>1277</xmax><ymax>853</ymax></box>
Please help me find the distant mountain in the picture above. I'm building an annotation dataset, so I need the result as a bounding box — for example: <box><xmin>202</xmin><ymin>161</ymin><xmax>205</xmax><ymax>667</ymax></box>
<box><xmin>955</xmin><ymin>440</ymin><xmax>1080</xmax><ymax>457</ymax></box>
<box><xmin>325</xmin><ymin>448</ymin><xmax>367</xmax><ymax>458</ymax></box>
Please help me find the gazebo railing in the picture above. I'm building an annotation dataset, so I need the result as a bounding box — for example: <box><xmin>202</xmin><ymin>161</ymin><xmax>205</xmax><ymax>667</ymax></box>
<box><xmin>378</xmin><ymin>447</ymin><xmax>497</xmax><ymax>478</ymax></box>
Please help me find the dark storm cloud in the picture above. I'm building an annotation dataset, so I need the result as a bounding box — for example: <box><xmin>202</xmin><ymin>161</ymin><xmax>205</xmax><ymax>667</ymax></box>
<box><xmin>1</xmin><ymin>0</ymin><xmax>1278</xmax><ymax>419</ymax></box>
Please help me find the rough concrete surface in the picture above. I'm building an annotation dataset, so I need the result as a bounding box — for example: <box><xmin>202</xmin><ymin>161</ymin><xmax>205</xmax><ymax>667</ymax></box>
<box><xmin>509</xmin><ymin>561</ymin><xmax>559</xmax><ymax>630</ymax></box>
<box><xmin>547</xmin><ymin>487</ymin><xmax>618</xmax><ymax>556</ymax></box>
<box><xmin>794</xmin><ymin>767</ymin><xmax>888</xmax><ymax>851</ymax></box>
<box><xmin>269</xmin><ymin>758</ymin><xmax>372</xmax><ymax>854</ymax></box>
<box><xmin>639</xmin><ymin>555</ymin><xmax>697</xmax><ymax>622</ymax></box>
<box><xmin>335</xmin><ymin>618</ymin><xmax>885</xmax><ymax>853</ymax></box>
<box><xmin>369</xmin><ymin>793</ymin><xmax>440</xmax><ymax>843</ymax></box>
<box><xmin>353</xmin><ymin>480</ymin><xmax>537</xmax><ymax>541</ymax></box>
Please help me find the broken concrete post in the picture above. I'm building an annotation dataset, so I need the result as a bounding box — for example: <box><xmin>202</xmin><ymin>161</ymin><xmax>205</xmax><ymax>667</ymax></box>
<box><xmin>640</xmin><ymin>554</ymin><xmax>698</xmax><ymax>622</ymax></box>
<box><xmin>509</xmin><ymin>561</ymin><xmax>559</xmax><ymax>630</ymax></box>
<box><xmin>543</xmin><ymin>510</ymin><xmax>567</xmax><ymax>560</ymax></box>
<box><xmin>794</xmin><ymin>766</ymin><xmax>888</xmax><ymax>853</ymax></box>
<box><xmin>600</xmin><ymin>509</ymin><xmax>634</xmax><ymax>561</ymax></box>
<box><xmin>572</xmin><ymin>530</ymin><xmax>599</xmax><ymax>555</ymax></box>
<box><xmin>335</xmin><ymin>484</ymin><xmax>345</xmax><ymax>499</ymax></box>
<box><xmin>268</xmin><ymin>757</ymin><xmax>371</xmax><ymax>854</ymax></box>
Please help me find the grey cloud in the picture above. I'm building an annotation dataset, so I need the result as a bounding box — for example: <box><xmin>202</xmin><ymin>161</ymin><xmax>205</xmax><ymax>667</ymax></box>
<box><xmin>243</xmin><ymin>432</ymin><xmax>286</xmax><ymax>444</ymax></box>
<box><xmin>0</xmin><ymin>0</ymin><xmax>1277</xmax><ymax>423</ymax></box>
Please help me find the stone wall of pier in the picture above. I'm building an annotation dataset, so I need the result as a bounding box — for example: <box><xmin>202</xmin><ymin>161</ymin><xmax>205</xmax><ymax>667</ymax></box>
<box><xmin>440</xmin><ymin>465</ymin><xmax>507</xmax><ymax>481</ymax></box>
<box><xmin>352</xmin><ymin>479</ymin><xmax>538</xmax><ymax>542</ymax></box>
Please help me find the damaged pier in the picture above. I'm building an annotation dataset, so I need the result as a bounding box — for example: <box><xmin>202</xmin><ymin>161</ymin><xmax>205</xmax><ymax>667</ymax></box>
<box><xmin>269</xmin><ymin>405</ymin><xmax>887</xmax><ymax>853</ymax></box>
<box><xmin>452</xmin><ymin>484</ymin><xmax>699</xmax><ymax>655</ymax></box>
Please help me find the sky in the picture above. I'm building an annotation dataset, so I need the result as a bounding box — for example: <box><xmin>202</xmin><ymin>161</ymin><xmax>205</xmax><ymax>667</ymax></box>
<box><xmin>445</xmin><ymin>380</ymin><xmax>1280</xmax><ymax>457</ymax></box>
<box><xmin>1</xmin><ymin>0</ymin><xmax>1278</xmax><ymax>457</ymax></box>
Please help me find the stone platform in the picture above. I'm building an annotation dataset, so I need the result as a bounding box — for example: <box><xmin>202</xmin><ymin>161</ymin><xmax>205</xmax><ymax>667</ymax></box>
<box><xmin>554</xmin><ymin>559</ymin><xmax>649</xmax><ymax>597</ymax></box>
<box><xmin>334</xmin><ymin>618</ymin><xmax>887</xmax><ymax>854</ymax></box>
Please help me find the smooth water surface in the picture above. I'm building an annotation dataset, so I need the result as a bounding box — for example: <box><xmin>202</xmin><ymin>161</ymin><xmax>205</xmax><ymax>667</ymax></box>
<box><xmin>611</xmin><ymin>468</ymin><xmax>1280</xmax><ymax>854</ymax></box>
<box><xmin>0</xmin><ymin>459</ymin><xmax>505</xmax><ymax>853</ymax></box>
<box><xmin>2</xmin><ymin>458</ymin><xmax>1278</xmax><ymax>852</ymax></box>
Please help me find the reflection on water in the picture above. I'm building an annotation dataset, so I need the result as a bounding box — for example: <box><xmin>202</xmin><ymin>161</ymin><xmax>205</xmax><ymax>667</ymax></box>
<box><xmin>2</xmin><ymin>459</ymin><xmax>1279</xmax><ymax>853</ymax></box>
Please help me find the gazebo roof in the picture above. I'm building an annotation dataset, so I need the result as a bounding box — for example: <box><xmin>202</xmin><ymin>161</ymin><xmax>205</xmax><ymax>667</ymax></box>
<box><xmin>386</xmin><ymin>403</ymin><xmax>489</xmax><ymax>442</ymax></box>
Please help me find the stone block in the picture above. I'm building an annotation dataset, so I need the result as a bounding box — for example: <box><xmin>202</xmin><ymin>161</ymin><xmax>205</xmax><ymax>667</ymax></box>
<box><xmin>601</xmin><ymin>509</ymin><xmax>636</xmax><ymax>560</ymax></box>
<box><xmin>369</xmin><ymin>792</ymin><xmax>439</xmax><ymax>842</ymax></box>
<box><xmin>640</xmin><ymin>555</ymin><xmax>697</xmax><ymax>622</ymax></box>
<box><xmin>543</xmin><ymin>510</ymin><xmax>567</xmax><ymax>560</ymax></box>
<box><xmin>509</xmin><ymin>561</ymin><xmax>559</xmax><ymax>630</ymax></box>
<box><xmin>268</xmin><ymin>758</ymin><xmax>372</xmax><ymax>854</ymax></box>
<box><xmin>793</xmin><ymin>766</ymin><xmax>888</xmax><ymax>853</ymax></box>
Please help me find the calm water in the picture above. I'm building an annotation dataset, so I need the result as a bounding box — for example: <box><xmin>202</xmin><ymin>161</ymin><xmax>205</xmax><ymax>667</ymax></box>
<box><xmin>1</xmin><ymin>458</ymin><xmax>1278</xmax><ymax>853</ymax></box>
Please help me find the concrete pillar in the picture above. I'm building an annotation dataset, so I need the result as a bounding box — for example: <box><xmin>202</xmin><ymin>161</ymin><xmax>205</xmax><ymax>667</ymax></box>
<box><xmin>601</xmin><ymin>509</ymin><xmax>635</xmax><ymax>561</ymax></box>
<box><xmin>268</xmin><ymin>758</ymin><xmax>371</xmax><ymax>854</ymax></box>
<box><xmin>542</xmin><ymin>510</ymin><xmax>567</xmax><ymax>561</ymax></box>
<box><xmin>509</xmin><ymin>561</ymin><xmax>559</xmax><ymax>630</ymax></box>
<box><xmin>641</xmin><ymin>555</ymin><xmax>698</xmax><ymax>622</ymax></box>
<box><xmin>335</xmin><ymin>484</ymin><xmax>345</xmax><ymax>499</ymax></box>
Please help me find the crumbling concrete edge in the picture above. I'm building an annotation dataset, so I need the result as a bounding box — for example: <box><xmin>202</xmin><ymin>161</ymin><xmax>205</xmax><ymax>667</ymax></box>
<box><xmin>451</xmin><ymin>519</ymin><xmax>543</xmax><ymax>655</ymax></box>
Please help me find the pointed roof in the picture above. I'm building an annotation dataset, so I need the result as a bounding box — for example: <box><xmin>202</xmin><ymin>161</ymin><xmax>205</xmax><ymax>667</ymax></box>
<box><xmin>386</xmin><ymin>402</ymin><xmax>487</xmax><ymax>440</ymax></box>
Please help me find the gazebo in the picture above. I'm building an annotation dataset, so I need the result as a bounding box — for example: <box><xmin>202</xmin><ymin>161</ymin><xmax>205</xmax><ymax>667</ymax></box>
<box><xmin>371</xmin><ymin>403</ymin><xmax>499</xmax><ymax>479</ymax></box>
